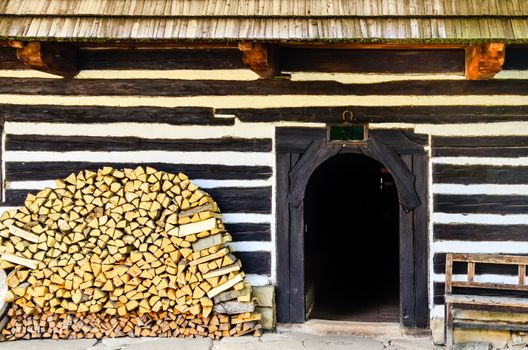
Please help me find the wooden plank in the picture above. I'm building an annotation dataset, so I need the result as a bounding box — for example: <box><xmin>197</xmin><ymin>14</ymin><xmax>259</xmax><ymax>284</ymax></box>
<box><xmin>275</xmin><ymin>152</ymin><xmax>291</xmax><ymax>323</ymax></box>
<box><xmin>13</xmin><ymin>41</ymin><xmax>79</xmax><ymax>78</ymax></box>
<box><xmin>224</xmin><ymin>223</ymin><xmax>271</xmax><ymax>242</ymax></box>
<box><xmin>238</xmin><ymin>42</ymin><xmax>279</xmax><ymax>79</ymax></box>
<box><xmin>434</xmin><ymin>194</ymin><xmax>528</xmax><ymax>214</ymax></box>
<box><xmin>203</xmin><ymin>261</ymin><xmax>241</xmax><ymax>279</ymax></box>
<box><xmin>433</xmin><ymin>164</ymin><xmax>528</xmax><ymax>184</ymax></box>
<box><xmin>0</xmin><ymin>105</ymin><xmax>233</xmax><ymax>125</ymax></box>
<box><xmin>174</xmin><ymin>217</ymin><xmax>216</xmax><ymax>237</ymax></box>
<box><xmin>467</xmin><ymin>262</ymin><xmax>475</xmax><ymax>282</ymax></box>
<box><xmin>519</xmin><ymin>265</ymin><xmax>525</xmax><ymax>286</ymax></box>
<box><xmin>275</xmin><ymin>127</ymin><xmax>326</xmax><ymax>154</ymax></box>
<box><xmin>6</xmin><ymin>135</ymin><xmax>272</xmax><ymax>152</ymax></box>
<box><xmin>1</xmin><ymin>253</ymin><xmax>39</xmax><ymax>269</ymax></box>
<box><xmin>451</xmin><ymin>282</ymin><xmax>528</xmax><ymax>292</ymax></box>
<box><xmin>289</xmin><ymin>200</ymin><xmax>305</xmax><ymax>323</ymax></box>
<box><xmin>5</xmin><ymin>187</ymin><xmax>272</xmax><ymax>214</ymax></box>
<box><xmin>4</xmin><ymin>78</ymin><xmax>528</xmax><ymax>96</ymax></box>
<box><xmin>236</xmin><ymin>252</ymin><xmax>271</xmax><ymax>276</ymax></box>
<box><xmin>220</xmin><ymin>106</ymin><xmax>528</xmax><ymax>124</ymax></box>
<box><xmin>434</xmin><ymin>224</ymin><xmax>528</xmax><ymax>242</ymax></box>
<box><xmin>432</xmin><ymin>147</ymin><xmax>528</xmax><ymax>157</ymax></box>
<box><xmin>451</xmin><ymin>254</ymin><xmax>528</xmax><ymax>265</ymax></box>
<box><xmin>8</xmin><ymin>225</ymin><xmax>39</xmax><ymax>243</ymax></box>
<box><xmin>80</xmin><ymin>49</ymin><xmax>246</xmax><ymax>70</ymax></box>
<box><xmin>280</xmin><ymin>48</ymin><xmax>464</xmax><ymax>73</ymax></box>
<box><xmin>207</xmin><ymin>274</ymin><xmax>244</xmax><ymax>298</ymax></box>
<box><xmin>5</xmin><ymin>162</ymin><xmax>272</xmax><ymax>181</ymax></box>
<box><xmin>189</xmin><ymin>247</ymin><xmax>229</xmax><ymax>267</ymax></box>
<box><xmin>432</xmin><ymin>136</ymin><xmax>528</xmax><ymax>157</ymax></box>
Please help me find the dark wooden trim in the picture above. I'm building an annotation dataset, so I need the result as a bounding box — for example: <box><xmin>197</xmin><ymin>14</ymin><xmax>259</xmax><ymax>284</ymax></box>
<box><xmin>6</xmin><ymin>135</ymin><xmax>272</xmax><ymax>152</ymax></box>
<box><xmin>236</xmin><ymin>251</ymin><xmax>271</xmax><ymax>276</ymax></box>
<box><xmin>219</xmin><ymin>106</ymin><xmax>528</xmax><ymax>124</ymax></box>
<box><xmin>6</xmin><ymin>162</ymin><xmax>272</xmax><ymax>181</ymax></box>
<box><xmin>434</xmin><ymin>253</ymin><xmax>520</xmax><ymax>275</ymax></box>
<box><xmin>281</xmin><ymin>48</ymin><xmax>464</xmax><ymax>73</ymax></box>
<box><xmin>13</xmin><ymin>41</ymin><xmax>79</xmax><ymax>78</ymax></box>
<box><xmin>80</xmin><ymin>49</ymin><xmax>246</xmax><ymax>70</ymax></box>
<box><xmin>432</xmin><ymin>136</ymin><xmax>528</xmax><ymax>157</ymax></box>
<box><xmin>433</xmin><ymin>282</ymin><xmax>528</xmax><ymax>306</ymax></box>
<box><xmin>276</xmin><ymin>127</ymin><xmax>326</xmax><ymax>154</ymax></box>
<box><xmin>0</xmin><ymin>47</ymin><xmax>24</xmax><ymax>69</ymax></box>
<box><xmin>434</xmin><ymin>194</ymin><xmax>528</xmax><ymax>214</ymax></box>
<box><xmin>433</xmin><ymin>164</ymin><xmax>528</xmax><ymax>184</ymax></box>
<box><xmin>3</xmin><ymin>78</ymin><xmax>528</xmax><ymax>96</ymax></box>
<box><xmin>224</xmin><ymin>223</ymin><xmax>271</xmax><ymax>242</ymax></box>
<box><xmin>0</xmin><ymin>105</ymin><xmax>233</xmax><ymax>125</ymax></box>
<box><xmin>275</xmin><ymin>128</ymin><xmax>429</xmax><ymax>328</ymax></box>
<box><xmin>434</xmin><ymin>224</ymin><xmax>528</xmax><ymax>242</ymax></box>
<box><xmin>5</xmin><ymin>187</ymin><xmax>272</xmax><ymax>214</ymax></box>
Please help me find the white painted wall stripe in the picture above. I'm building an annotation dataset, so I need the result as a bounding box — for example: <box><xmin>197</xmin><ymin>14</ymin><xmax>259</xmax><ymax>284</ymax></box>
<box><xmin>433</xmin><ymin>241</ymin><xmax>528</xmax><ymax>254</ymax></box>
<box><xmin>416</xmin><ymin>122</ymin><xmax>528</xmax><ymax>136</ymax></box>
<box><xmin>5</xmin><ymin>179</ymin><xmax>273</xmax><ymax>190</ymax></box>
<box><xmin>289</xmin><ymin>72</ymin><xmax>466</xmax><ymax>83</ymax></box>
<box><xmin>3</xmin><ymin>151</ymin><xmax>274</xmax><ymax>166</ymax></box>
<box><xmin>222</xmin><ymin>213</ymin><xmax>271</xmax><ymax>224</ymax></box>
<box><xmin>433</xmin><ymin>213</ymin><xmax>528</xmax><ymax>225</ymax></box>
<box><xmin>228</xmin><ymin>242</ymin><xmax>273</xmax><ymax>252</ymax></box>
<box><xmin>432</xmin><ymin>184</ymin><xmax>528</xmax><ymax>195</ymax></box>
<box><xmin>0</xmin><ymin>94</ymin><xmax>527</xmax><ymax>108</ymax></box>
<box><xmin>431</xmin><ymin>305</ymin><xmax>445</xmax><ymax>318</ymax></box>
<box><xmin>244</xmin><ymin>274</ymin><xmax>271</xmax><ymax>286</ymax></box>
<box><xmin>433</xmin><ymin>157</ymin><xmax>528</xmax><ymax>166</ymax></box>
<box><xmin>5</xmin><ymin>121</ymin><xmax>276</xmax><ymax>139</ymax></box>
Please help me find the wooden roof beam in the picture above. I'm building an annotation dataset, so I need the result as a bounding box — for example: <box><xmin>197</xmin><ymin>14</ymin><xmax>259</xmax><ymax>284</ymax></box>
<box><xmin>238</xmin><ymin>42</ymin><xmax>280</xmax><ymax>79</ymax></box>
<box><xmin>9</xmin><ymin>41</ymin><xmax>79</xmax><ymax>78</ymax></box>
<box><xmin>465</xmin><ymin>43</ymin><xmax>505</xmax><ymax>80</ymax></box>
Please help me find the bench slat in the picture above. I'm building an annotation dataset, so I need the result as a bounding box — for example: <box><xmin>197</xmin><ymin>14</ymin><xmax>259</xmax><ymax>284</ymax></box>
<box><xmin>451</xmin><ymin>281</ymin><xmax>528</xmax><ymax>292</ymax></box>
<box><xmin>445</xmin><ymin>294</ymin><xmax>528</xmax><ymax>308</ymax></box>
<box><xmin>451</xmin><ymin>253</ymin><xmax>528</xmax><ymax>265</ymax></box>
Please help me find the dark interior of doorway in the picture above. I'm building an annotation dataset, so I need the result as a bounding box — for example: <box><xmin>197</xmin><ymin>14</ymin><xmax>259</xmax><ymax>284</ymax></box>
<box><xmin>304</xmin><ymin>153</ymin><xmax>400</xmax><ymax>322</ymax></box>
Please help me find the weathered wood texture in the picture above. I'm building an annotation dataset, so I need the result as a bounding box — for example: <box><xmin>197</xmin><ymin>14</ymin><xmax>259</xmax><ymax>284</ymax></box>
<box><xmin>281</xmin><ymin>48</ymin><xmax>464</xmax><ymax>73</ymax></box>
<box><xmin>275</xmin><ymin>127</ymin><xmax>326</xmax><ymax>153</ymax></box>
<box><xmin>6</xmin><ymin>135</ymin><xmax>272</xmax><ymax>152</ymax></box>
<box><xmin>434</xmin><ymin>194</ymin><xmax>528</xmax><ymax>214</ymax></box>
<box><xmin>5</xmin><ymin>187</ymin><xmax>272</xmax><ymax>213</ymax></box>
<box><xmin>6</xmin><ymin>78</ymin><xmax>528</xmax><ymax>96</ymax></box>
<box><xmin>224</xmin><ymin>223</ymin><xmax>270</xmax><ymax>242</ymax></box>
<box><xmin>14</xmin><ymin>41</ymin><xmax>79</xmax><ymax>77</ymax></box>
<box><xmin>465</xmin><ymin>43</ymin><xmax>505</xmax><ymax>80</ymax></box>
<box><xmin>0</xmin><ymin>105</ymin><xmax>233</xmax><ymax>125</ymax></box>
<box><xmin>432</xmin><ymin>136</ymin><xmax>528</xmax><ymax>157</ymax></box>
<box><xmin>220</xmin><ymin>106</ymin><xmax>528</xmax><ymax>124</ymax></box>
<box><xmin>433</xmin><ymin>164</ymin><xmax>528</xmax><ymax>184</ymax></box>
<box><xmin>6</xmin><ymin>162</ymin><xmax>272</xmax><ymax>181</ymax></box>
<box><xmin>80</xmin><ymin>49</ymin><xmax>246</xmax><ymax>70</ymax></box>
<box><xmin>238</xmin><ymin>42</ymin><xmax>279</xmax><ymax>79</ymax></box>
<box><xmin>434</xmin><ymin>224</ymin><xmax>528</xmax><ymax>242</ymax></box>
<box><xmin>236</xmin><ymin>252</ymin><xmax>271</xmax><ymax>275</ymax></box>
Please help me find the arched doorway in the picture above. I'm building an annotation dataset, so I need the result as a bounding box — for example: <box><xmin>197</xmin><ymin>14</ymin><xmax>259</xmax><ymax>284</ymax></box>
<box><xmin>304</xmin><ymin>153</ymin><xmax>400</xmax><ymax>321</ymax></box>
<box><xmin>275</xmin><ymin>128</ymin><xmax>429</xmax><ymax>328</ymax></box>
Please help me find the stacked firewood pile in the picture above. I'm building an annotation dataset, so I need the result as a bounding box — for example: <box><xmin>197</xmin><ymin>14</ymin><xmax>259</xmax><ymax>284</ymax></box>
<box><xmin>0</xmin><ymin>166</ymin><xmax>261</xmax><ymax>340</ymax></box>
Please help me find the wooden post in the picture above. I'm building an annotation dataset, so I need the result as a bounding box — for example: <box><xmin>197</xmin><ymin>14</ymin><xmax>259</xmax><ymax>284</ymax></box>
<box><xmin>465</xmin><ymin>43</ymin><xmax>505</xmax><ymax>80</ymax></box>
<box><xmin>238</xmin><ymin>42</ymin><xmax>279</xmax><ymax>79</ymax></box>
<box><xmin>10</xmin><ymin>41</ymin><xmax>79</xmax><ymax>78</ymax></box>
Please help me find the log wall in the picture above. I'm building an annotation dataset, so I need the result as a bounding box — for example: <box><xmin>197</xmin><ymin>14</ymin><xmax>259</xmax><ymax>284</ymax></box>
<box><xmin>1</xmin><ymin>45</ymin><xmax>528</xmax><ymax>324</ymax></box>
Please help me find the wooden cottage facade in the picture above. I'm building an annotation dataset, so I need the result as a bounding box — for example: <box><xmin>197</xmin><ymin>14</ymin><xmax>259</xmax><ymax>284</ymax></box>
<box><xmin>0</xmin><ymin>0</ymin><xmax>528</xmax><ymax>346</ymax></box>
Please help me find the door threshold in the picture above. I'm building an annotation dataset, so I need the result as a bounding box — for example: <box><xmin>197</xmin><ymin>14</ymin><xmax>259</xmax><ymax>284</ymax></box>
<box><xmin>278</xmin><ymin>319</ymin><xmax>404</xmax><ymax>338</ymax></box>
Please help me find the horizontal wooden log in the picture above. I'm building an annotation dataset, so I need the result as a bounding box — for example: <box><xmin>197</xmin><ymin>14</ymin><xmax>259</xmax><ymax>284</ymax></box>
<box><xmin>434</xmin><ymin>194</ymin><xmax>528</xmax><ymax>214</ymax></box>
<box><xmin>80</xmin><ymin>49</ymin><xmax>246</xmax><ymax>70</ymax></box>
<box><xmin>6</xmin><ymin>135</ymin><xmax>272</xmax><ymax>152</ymax></box>
<box><xmin>503</xmin><ymin>47</ymin><xmax>528</xmax><ymax>70</ymax></box>
<box><xmin>280</xmin><ymin>48</ymin><xmax>464</xmax><ymax>73</ymax></box>
<box><xmin>275</xmin><ymin>127</ymin><xmax>326</xmax><ymax>153</ymax></box>
<box><xmin>224</xmin><ymin>223</ymin><xmax>270</xmax><ymax>242</ymax></box>
<box><xmin>432</xmin><ymin>136</ymin><xmax>528</xmax><ymax>157</ymax></box>
<box><xmin>3</xmin><ymin>78</ymin><xmax>528</xmax><ymax>96</ymax></box>
<box><xmin>433</xmin><ymin>282</ymin><xmax>528</xmax><ymax>305</ymax></box>
<box><xmin>434</xmin><ymin>253</ymin><xmax>521</xmax><ymax>275</ymax></box>
<box><xmin>0</xmin><ymin>47</ymin><xmax>25</xmax><ymax>69</ymax></box>
<box><xmin>5</xmin><ymin>187</ymin><xmax>272</xmax><ymax>214</ymax></box>
<box><xmin>0</xmin><ymin>105</ymin><xmax>233</xmax><ymax>125</ymax></box>
<box><xmin>220</xmin><ymin>106</ymin><xmax>528</xmax><ymax>124</ymax></box>
<box><xmin>433</xmin><ymin>164</ymin><xmax>528</xmax><ymax>184</ymax></box>
<box><xmin>6</xmin><ymin>162</ymin><xmax>272</xmax><ymax>181</ymax></box>
<box><xmin>434</xmin><ymin>224</ymin><xmax>528</xmax><ymax>242</ymax></box>
<box><xmin>236</xmin><ymin>252</ymin><xmax>271</xmax><ymax>276</ymax></box>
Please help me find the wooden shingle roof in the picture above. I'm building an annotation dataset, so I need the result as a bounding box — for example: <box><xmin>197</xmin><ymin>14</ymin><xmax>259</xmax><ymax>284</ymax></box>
<box><xmin>0</xmin><ymin>0</ymin><xmax>527</xmax><ymax>42</ymax></box>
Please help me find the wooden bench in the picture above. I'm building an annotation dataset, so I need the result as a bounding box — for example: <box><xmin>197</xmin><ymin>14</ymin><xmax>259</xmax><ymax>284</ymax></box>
<box><xmin>445</xmin><ymin>253</ymin><xmax>528</xmax><ymax>350</ymax></box>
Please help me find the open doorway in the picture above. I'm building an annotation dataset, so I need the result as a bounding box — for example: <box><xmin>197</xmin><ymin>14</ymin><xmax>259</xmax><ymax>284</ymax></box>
<box><xmin>304</xmin><ymin>153</ymin><xmax>400</xmax><ymax>322</ymax></box>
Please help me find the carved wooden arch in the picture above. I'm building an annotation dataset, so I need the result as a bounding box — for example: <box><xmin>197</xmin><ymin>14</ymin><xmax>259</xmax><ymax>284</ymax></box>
<box><xmin>288</xmin><ymin>133</ymin><xmax>421</xmax><ymax>211</ymax></box>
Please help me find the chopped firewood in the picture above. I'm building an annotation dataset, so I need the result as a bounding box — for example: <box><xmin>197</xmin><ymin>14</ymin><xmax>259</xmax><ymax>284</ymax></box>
<box><xmin>0</xmin><ymin>166</ymin><xmax>261</xmax><ymax>340</ymax></box>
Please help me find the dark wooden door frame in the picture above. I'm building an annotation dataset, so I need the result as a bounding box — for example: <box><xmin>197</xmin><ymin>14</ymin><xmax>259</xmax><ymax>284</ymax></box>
<box><xmin>276</xmin><ymin>128</ymin><xmax>429</xmax><ymax>329</ymax></box>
